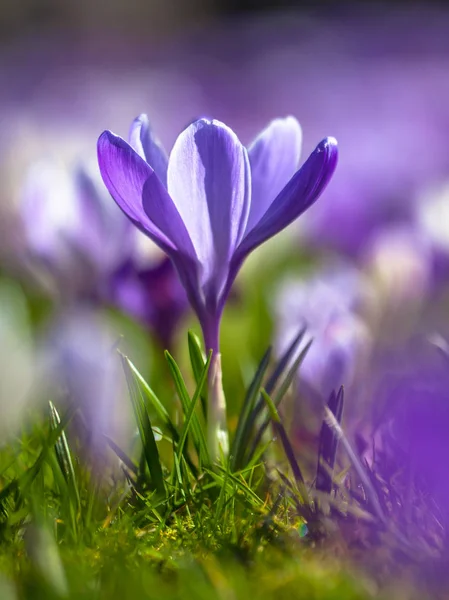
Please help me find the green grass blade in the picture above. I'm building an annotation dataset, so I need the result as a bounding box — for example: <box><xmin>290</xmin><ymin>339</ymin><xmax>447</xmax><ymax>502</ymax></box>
<box><xmin>21</xmin><ymin>405</ymin><xmax>77</xmax><ymax>497</ymax></box>
<box><xmin>121</xmin><ymin>355</ymin><xmax>166</xmax><ymax>498</ymax></box>
<box><xmin>246</xmin><ymin>340</ymin><xmax>312</xmax><ymax>465</ymax></box>
<box><xmin>49</xmin><ymin>401</ymin><xmax>81</xmax><ymax>513</ymax></box>
<box><xmin>230</xmin><ymin>346</ymin><xmax>271</xmax><ymax>472</ymax></box>
<box><xmin>103</xmin><ymin>435</ymin><xmax>139</xmax><ymax>475</ymax></box>
<box><xmin>176</xmin><ymin>351</ymin><xmax>212</xmax><ymax>463</ymax></box>
<box><xmin>242</xmin><ymin>328</ymin><xmax>307</xmax><ymax>455</ymax></box>
<box><xmin>261</xmin><ymin>390</ymin><xmax>306</xmax><ymax>487</ymax></box>
<box><xmin>323</xmin><ymin>403</ymin><xmax>385</xmax><ymax>522</ymax></box>
<box><xmin>316</xmin><ymin>387</ymin><xmax>344</xmax><ymax>494</ymax></box>
<box><xmin>124</xmin><ymin>355</ymin><xmax>179</xmax><ymax>442</ymax></box>
<box><xmin>187</xmin><ymin>331</ymin><xmax>208</xmax><ymax>418</ymax></box>
<box><xmin>165</xmin><ymin>351</ymin><xmax>210</xmax><ymax>467</ymax></box>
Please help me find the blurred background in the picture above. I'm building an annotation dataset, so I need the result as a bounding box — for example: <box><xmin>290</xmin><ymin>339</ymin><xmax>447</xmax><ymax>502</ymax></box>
<box><xmin>2</xmin><ymin>0</ymin><xmax>449</xmax><ymax>257</ymax></box>
<box><xmin>2</xmin><ymin>0</ymin><xmax>449</xmax><ymax>463</ymax></box>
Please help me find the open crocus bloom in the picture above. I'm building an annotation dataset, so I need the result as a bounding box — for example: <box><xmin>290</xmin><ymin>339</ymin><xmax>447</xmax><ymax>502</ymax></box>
<box><xmin>98</xmin><ymin>114</ymin><xmax>338</xmax><ymax>353</ymax></box>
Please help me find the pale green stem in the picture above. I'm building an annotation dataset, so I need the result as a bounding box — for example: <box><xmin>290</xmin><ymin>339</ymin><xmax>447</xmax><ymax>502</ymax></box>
<box><xmin>203</xmin><ymin>317</ymin><xmax>229</xmax><ymax>461</ymax></box>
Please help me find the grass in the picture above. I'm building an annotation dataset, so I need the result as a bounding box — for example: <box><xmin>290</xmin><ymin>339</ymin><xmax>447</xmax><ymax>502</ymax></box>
<box><xmin>0</xmin><ymin>247</ymin><xmax>448</xmax><ymax>599</ymax></box>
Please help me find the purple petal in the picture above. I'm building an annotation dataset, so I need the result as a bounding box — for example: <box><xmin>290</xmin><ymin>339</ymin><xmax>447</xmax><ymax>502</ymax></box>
<box><xmin>236</xmin><ymin>137</ymin><xmax>338</xmax><ymax>260</ymax></box>
<box><xmin>128</xmin><ymin>114</ymin><xmax>168</xmax><ymax>187</ymax></box>
<box><xmin>246</xmin><ymin>116</ymin><xmax>302</xmax><ymax>234</ymax></box>
<box><xmin>97</xmin><ymin>130</ymin><xmax>175</xmax><ymax>253</ymax></box>
<box><xmin>74</xmin><ymin>165</ymin><xmax>135</xmax><ymax>271</ymax></box>
<box><xmin>167</xmin><ymin>119</ymin><xmax>250</xmax><ymax>298</ymax></box>
<box><xmin>141</xmin><ymin>176</ymin><xmax>197</xmax><ymax>260</ymax></box>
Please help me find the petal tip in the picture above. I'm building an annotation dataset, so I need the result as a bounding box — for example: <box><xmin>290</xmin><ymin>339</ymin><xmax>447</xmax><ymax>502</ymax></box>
<box><xmin>98</xmin><ymin>130</ymin><xmax>122</xmax><ymax>149</ymax></box>
<box><xmin>324</xmin><ymin>136</ymin><xmax>338</xmax><ymax>148</ymax></box>
<box><xmin>316</xmin><ymin>137</ymin><xmax>338</xmax><ymax>165</ymax></box>
<box><xmin>135</xmin><ymin>113</ymin><xmax>149</xmax><ymax>124</ymax></box>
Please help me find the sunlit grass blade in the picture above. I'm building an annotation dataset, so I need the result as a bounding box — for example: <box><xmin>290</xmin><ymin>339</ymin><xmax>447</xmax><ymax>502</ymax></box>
<box><xmin>103</xmin><ymin>435</ymin><xmax>138</xmax><ymax>475</ymax></box>
<box><xmin>165</xmin><ymin>351</ymin><xmax>210</xmax><ymax>467</ymax></box>
<box><xmin>323</xmin><ymin>403</ymin><xmax>385</xmax><ymax>522</ymax></box>
<box><xmin>21</xmin><ymin>405</ymin><xmax>77</xmax><ymax>497</ymax></box>
<box><xmin>246</xmin><ymin>339</ymin><xmax>312</xmax><ymax>465</ymax></box>
<box><xmin>260</xmin><ymin>390</ymin><xmax>305</xmax><ymax>488</ymax></box>
<box><xmin>265</xmin><ymin>326</ymin><xmax>307</xmax><ymax>393</ymax></box>
<box><xmin>176</xmin><ymin>350</ymin><xmax>212</xmax><ymax>463</ymax></box>
<box><xmin>207</xmin><ymin>465</ymin><xmax>265</xmax><ymax>508</ymax></box>
<box><xmin>245</xmin><ymin>328</ymin><xmax>306</xmax><ymax>435</ymax></box>
<box><xmin>316</xmin><ymin>387</ymin><xmax>344</xmax><ymax>494</ymax></box>
<box><xmin>125</xmin><ymin>355</ymin><xmax>179</xmax><ymax>442</ymax></box>
<box><xmin>49</xmin><ymin>401</ymin><xmax>81</xmax><ymax>513</ymax></box>
<box><xmin>230</xmin><ymin>346</ymin><xmax>272</xmax><ymax>472</ymax></box>
<box><xmin>121</xmin><ymin>355</ymin><xmax>166</xmax><ymax>498</ymax></box>
<box><xmin>188</xmin><ymin>330</ymin><xmax>208</xmax><ymax>418</ymax></box>
<box><xmin>124</xmin><ymin>353</ymin><xmax>199</xmax><ymax>477</ymax></box>
<box><xmin>0</xmin><ymin>405</ymin><xmax>77</xmax><ymax>514</ymax></box>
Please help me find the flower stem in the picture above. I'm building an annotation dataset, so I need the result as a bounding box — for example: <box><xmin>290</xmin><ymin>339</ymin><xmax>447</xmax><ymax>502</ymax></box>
<box><xmin>203</xmin><ymin>317</ymin><xmax>229</xmax><ymax>461</ymax></box>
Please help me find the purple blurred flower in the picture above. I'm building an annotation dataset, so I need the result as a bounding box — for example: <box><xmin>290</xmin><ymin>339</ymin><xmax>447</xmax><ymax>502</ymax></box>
<box><xmin>21</xmin><ymin>161</ymin><xmax>133</xmax><ymax>300</ymax></box>
<box><xmin>363</xmin><ymin>224</ymin><xmax>433</xmax><ymax>309</ymax></box>
<box><xmin>275</xmin><ymin>264</ymin><xmax>370</xmax><ymax>402</ymax></box>
<box><xmin>98</xmin><ymin>114</ymin><xmax>337</xmax><ymax>354</ymax></box>
<box><xmin>111</xmin><ymin>255</ymin><xmax>188</xmax><ymax>350</ymax></box>
<box><xmin>413</xmin><ymin>182</ymin><xmax>449</xmax><ymax>288</ymax></box>
<box><xmin>44</xmin><ymin>307</ymin><xmax>132</xmax><ymax>462</ymax></box>
<box><xmin>20</xmin><ymin>157</ymin><xmax>189</xmax><ymax>349</ymax></box>
<box><xmin>374</xmin><ymin>337</ymin><xmax>449</xmax><ymax>509</ymax></box>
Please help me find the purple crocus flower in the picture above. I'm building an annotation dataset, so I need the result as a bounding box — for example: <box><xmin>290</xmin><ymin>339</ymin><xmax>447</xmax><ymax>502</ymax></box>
<box><xmin>275</xmin><ymin>263</ymin><xmax>370</xmax><ymax>404</ymax></box>
<box><xmin>98</xmin><ymin>114</ymin><xmax>337</xmax><ymax>455</ymax></box>
<box><xmin>98</xmin><ymin>114</ymin><xmax>337</xmax><ymax>355</ymax></box>
<box><xmin>20</xmin><ymin>161</ymin><xmax>134</xmax><ymax>301</ymax></box>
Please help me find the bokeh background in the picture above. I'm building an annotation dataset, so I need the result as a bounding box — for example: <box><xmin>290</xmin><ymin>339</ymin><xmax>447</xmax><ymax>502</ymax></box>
<box><xmin>2</xmin><ymin>0</ymin><xmax>449</xmax><ymax>258</ymax></box>
<box><xmin>2</xmin><ymin>0</ymin><xmax>449</xmax><ymax>492</ymax></box>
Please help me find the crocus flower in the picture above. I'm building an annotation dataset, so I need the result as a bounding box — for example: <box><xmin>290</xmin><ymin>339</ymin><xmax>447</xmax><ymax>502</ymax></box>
<box><xmin>98</xmin><ymin>114</ymin><xmax>337</xmax><ymax>455</ymax></box>
<box><xmin>98</xmin><ymin>114</ymin><xmax>337</xmax><ymax>352</ymax></box>
<box><xmin>20</xmin><ymin>161</ymin><xmax>134</xmax><ymax>301</ymax></box>
<box><xmin>274</xmin><ymin>263</ymin><xmax>370</xmax><ymax>404</ymax></box>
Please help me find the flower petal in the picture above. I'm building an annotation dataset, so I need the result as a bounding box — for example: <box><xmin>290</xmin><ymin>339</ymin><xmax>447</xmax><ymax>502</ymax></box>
<box><xmin>128</xmin><ymin>114</ymin><xmax>168</xmax><ymax>187</ymax></box>
<box><xmin>141</xmin><ymin>176</ymin><xmax>197</xmax><ymax>261</ymax></box>
<box><xmin>97</xmin><ymin>130</ymin><xmax>175</xmax><ymax>252</ymax></box>
<box><xmin>167</xmin><ymin>119</ymin><xmax>251</xmax><ymax>298</ymax></box>
<box><xmin>236</xmin><ymin>137</ymin><xmax>338</xmax><ymax>260</ymax></box>
<box><xmin>246</xmin><ymin>116</ymin><xmax>302</xmax><ymax>234</ymax></box>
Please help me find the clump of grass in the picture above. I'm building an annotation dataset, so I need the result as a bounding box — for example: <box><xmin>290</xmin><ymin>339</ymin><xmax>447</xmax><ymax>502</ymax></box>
<box><xmin>0</xmin><ymin>319</ymin><xmax>447</xmax><ymax>600</ymax></box>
